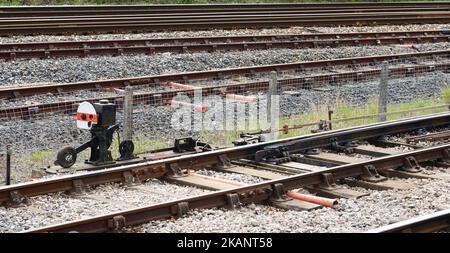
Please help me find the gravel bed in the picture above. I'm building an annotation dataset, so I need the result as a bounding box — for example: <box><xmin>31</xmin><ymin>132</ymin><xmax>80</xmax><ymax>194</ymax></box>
<box><xmin>128</xmin><ymin>177</ymin><xmax>450</xmax><ymax>233</ymax></box>
<box><xmin>2</xmin><ymin>42</ymin><xmax>449</xmax><ymax>87</ymax></box>
<box><xmin>0</xmin><ymin>24</ymin><xmax>447</xmax><ymax>44</ymax></box>
<box><xmin>0</xmin><ymin>178</ymin><xmax>208</xmax><ymax>233</ymax></box>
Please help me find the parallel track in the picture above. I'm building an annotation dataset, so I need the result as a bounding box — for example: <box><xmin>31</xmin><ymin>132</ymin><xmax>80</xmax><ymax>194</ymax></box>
<box><xmin>2</xmin><ymin>3</ymin><xmax>450</xmax><ymax>17</ymax></box>
<box><xmin>1</xmin><ymin>49</ymin><xmax>448</xmax><ymax>100</ymax></box>
<box><xmin>0</xmin><ymin>4</ymin><xmax>450</xmax><ymax>35</ymax></box>
<box><xmin>1</xmin><ymin>30</ymin><xmax>448</xmax><ymax>61</ymax></box>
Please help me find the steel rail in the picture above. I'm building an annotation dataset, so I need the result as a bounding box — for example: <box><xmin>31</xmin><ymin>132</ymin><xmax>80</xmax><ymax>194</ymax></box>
<box><xmin>2</xmin><ymin>7</ymin><xmax>450</xmax><ymax>19</ymax></box>
<box><xmin>367</xmin><ymin>208</ymin><xmax>450</xmax><ymax>233</ymax></box>
<box><xmin>0</xmin><ymin>30</ymin><xmax>445</xmax><ymax>52</ymax></box>
<box><xmin>0</xmin><ymin>49</ymin><xmax>447</xmax><ymax>100</ymax></box>
<box><xmin>1</xmin><ymin>112</ymin><xmax>449</xmax><ymax>207</ymax></box>
<box><xmin>0</xmin><ymin>16</ymin><xmax>449</xmax><ymax>35</ymax></box>
<box><xmin>2</xmin><ymin>3</ymin><xmax>450</xmax><ymax>12</ymax></box>
<box><xmin>2</xmin><ymin>12</ymin><xmax>449</xmax><ymax>26</ymax></box>
<box><xmin>1</xmin><ymin>34</ymin><xmax>448</xmax><ymax>61</ymax></box>
<box><xmin>24</xmin><ymin>143</ymin><xmax>450</xmax><ymax>233</ymax></box>
<box><xmin>1</xmin><ymin>62</ymin><xmax>448</xmax><ymax>120</ymax></box>
<box><xmin>3</xmin><ymin>9</ymin><xmax>450</xmax><ymax>21</ymax></box>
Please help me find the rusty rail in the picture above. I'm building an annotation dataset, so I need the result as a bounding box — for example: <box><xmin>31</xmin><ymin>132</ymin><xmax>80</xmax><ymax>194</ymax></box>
<box><xmin>0</xmin><ymin>49</ymin><xmax>448</xmax><ymax>100</ymax></box>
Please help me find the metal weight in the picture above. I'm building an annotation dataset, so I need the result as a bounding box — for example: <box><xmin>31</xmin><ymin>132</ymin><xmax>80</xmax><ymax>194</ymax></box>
<box><xmin>56</xmin><ymin>146</ymin><xmax>77</xmax><ymax>168</ymax></box>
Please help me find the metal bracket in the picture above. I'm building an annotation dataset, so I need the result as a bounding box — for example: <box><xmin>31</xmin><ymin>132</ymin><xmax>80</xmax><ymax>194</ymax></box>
<box><xmin>401</xmin><ymin>156</ymin><xmax>422</xmax><ymax>173</ymax></box>
<box><xmin>319</xmin><ymin>173</ymin><xmax>336</xmax><ymax>189</ymax></box>
<box><xmin>168</xmin><ymin>163</ymin><xmax>188</xmax><ymax>178</ymax></box>
<box><xmin>261</xmin><ymin>147</ymin><xmax>291</xmax><ymax>164</ymax></box>
<box><xmin>122</xmin><ymin>171</ymin><xmax>137</xmax><ymax>186</ymax></box>
<box><xmin>8</xmin><ymin>191</ymin><xmax>27</xmax><ymax>206</ymax></box>
<box><xmin>439</xmin><ymin>148</ymin><xmax>450</xmax><ymax>163</ymax></box>
<box><xmin>226</xmin><ymin>193</ymin><xmax>241</xmax><ymax>210</ymax></box>
<box><xmin>71</xmin><ymin>179</ymin><xmax>85</xmax><ymax>194</ymax></box>
<box><xmin>330</xmin><ymin>139</ymin><xmax>357</xmax><ymax>154</ymax></box>
<box><xmin>171</xmin><ymin>202</ymin><xmax>189</xmax><ymax>218</ymax></box>
<box><xmin>270</xmin><ymin>183</ymin><xmax>290</xmax><ymax>202</ymax></box>
<box><xmin>107</xmin><ymin>215</ymin><xmax>126</xmax><ymax>231</ymax></box>
<box><xmin>361</xmin><ymin>164</ymin><xmax>387</xmax><ymax>182</ymax></box>
<box><xmin>311</xmin><ymin>120</ymin><xmax>329</xmax><ymax>133</ymax></box>
<box><xmin>304</xmin><ymin>148</ymin><xmax>320</xmax><ymax>155</ymax></box>
<box><xmin>218</xmin><ymin>154</ymin><xmax>232</xmax><ymax>168</ymax></box>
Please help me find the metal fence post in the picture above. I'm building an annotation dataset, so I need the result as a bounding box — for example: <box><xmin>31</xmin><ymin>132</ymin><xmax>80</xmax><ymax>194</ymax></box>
<box><xmin>6</xmin><ymin>145</ymin><xmax>11</xmax><ymax>185</ymax></box>
<box><xmin>267</xmin><ymin>71</ymin><xmax>279</xmax><ymax>141</ymax></box>
<box><xmin>328</xmin><ymin>106</ymin><xmax>333</xmax><ymax>130</ymax></box>
<box><xmin>378</xmin><ymin>62</ymin><xmax>389</xmax><ymax>122</ymax></box>
<box><xmin>123</xmin><ymin>86</ymin><xmax>134</xmax><ymax>141</ymax></box>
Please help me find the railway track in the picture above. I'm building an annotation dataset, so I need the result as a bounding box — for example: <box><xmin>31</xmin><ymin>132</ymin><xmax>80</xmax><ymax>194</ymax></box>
<box><xmin>1</xmin><ymin>61</ymin><xmax>448</xmax><ymax>120</ymax></box>
<box><xmin>0</xmin><ymin>113</ymin><xmax>449</xmax><ymax>232</ymax></box>
<box><xmin>2</xmin><ymin>3</ymin><xmax>450</xmax><ymax>18</ymax></box>
<box><xmin>0</xmin><ymin>49</ymin><xmax>448</xmax><ymax>100</ymax></box>
<box><xmin>1</xmin><ymin>30</ymin><xmax>448</xmax><ymax>61</ymax></box>
<box><xmin>0</xmin><ymin>8</ymin><xmax>449</xmax><ymax>35</ymax></box>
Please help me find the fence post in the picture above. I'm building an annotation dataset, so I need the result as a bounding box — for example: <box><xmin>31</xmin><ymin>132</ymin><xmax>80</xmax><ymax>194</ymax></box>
<box><xmin>6</xmin><ymin>145</ymin><xmax>11</xmax><ymax>185</ymax></box>
<box><xmin>328</xmin><ymin>106</ymin><xmax>333</xmax><ymax>130</ymax></box>
<box><xmin>378</xmin><ymin>62</ymin><xmax>389</xmax><ymax>122</ymax></box>
<box><xmin>123</xmin><ymin>86</ymin><xmax>134</xmax><ymax>141</ymax></box>
<box><xmin>267</xmin><ymin>71</ymin><xmax>279</xmax><ymax>141</ymax></box>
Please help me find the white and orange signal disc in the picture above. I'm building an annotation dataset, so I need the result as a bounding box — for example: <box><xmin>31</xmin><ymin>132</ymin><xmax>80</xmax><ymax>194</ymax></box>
<box><xmin>76</xmin><ymin>102</ymin><xmax>97</xmax><ymax>130</ymax></box>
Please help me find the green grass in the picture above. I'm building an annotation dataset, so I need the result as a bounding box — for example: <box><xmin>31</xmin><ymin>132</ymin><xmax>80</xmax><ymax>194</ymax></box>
<box><xmin>31</xmin><ymin>150</ymin><xmax>53</xmax><ymax>167</ymax></box>
<box><xmin>279</xmin><ymin>86</ymin><xmax>450</xmax><ymax>138</ymax></box>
